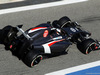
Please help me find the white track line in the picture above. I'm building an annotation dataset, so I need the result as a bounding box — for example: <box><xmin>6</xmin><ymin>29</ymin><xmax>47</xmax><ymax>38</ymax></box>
<box><xmin>0</xmin><ymin>0</ymin><xmax>24</xmax><ymax>4</ymax></box>
<box><xmin>0</xmin><ymin>0</ymin><xmax>88</xmax><ymax>15</ymax></box>
<box><xmin>45</xmin><ymin>60</ymin><xmax>100</xmax><ymax>75</ymax></box>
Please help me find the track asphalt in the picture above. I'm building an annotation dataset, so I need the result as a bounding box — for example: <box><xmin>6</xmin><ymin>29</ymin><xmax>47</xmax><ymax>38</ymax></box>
<box><xmin>0</xmin><ymin>0</ymin><xmax>100</xmax><ymax>75</ymax></box>
<box><xmin>0</xmin><ymin>0</ymin><xmax>61</xmax><ymax>9</ymax></box>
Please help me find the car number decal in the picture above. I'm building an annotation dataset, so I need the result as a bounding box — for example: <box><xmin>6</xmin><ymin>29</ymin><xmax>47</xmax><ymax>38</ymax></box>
<box><xmin>43</xmin><ymin>30</ymin><xmax>49</xmax><ymax>37</ymax></box>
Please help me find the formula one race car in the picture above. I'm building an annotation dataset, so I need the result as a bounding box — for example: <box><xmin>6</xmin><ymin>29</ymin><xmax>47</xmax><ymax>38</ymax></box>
<box><xmin>0</xmin><ymin>16</ymin><xmax>100</xmax><ymax>67</ymax></box>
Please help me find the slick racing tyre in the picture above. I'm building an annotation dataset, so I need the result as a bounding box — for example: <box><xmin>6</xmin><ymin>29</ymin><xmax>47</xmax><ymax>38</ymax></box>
<box><xmin>77</xmin><ymin>38</ymin><xmax>96</xmax><ymax>54</ymax></box>
<box><xmin>1</xmin><ymin>26</ymin><xmax>18</xmax><ymax>44</ymax></box>
<box><xmin>52</xmin><ymin>16</ymin><xmax>71</xmax><ymax>28</ymax></box>
<box><xmin>23</xmin><ymin>51</ymin><xmax>43</xmax><ymax>67</ymax></box>
<box><xmin>1</xmin><ymin>26</ymin><xmax>12</xmax><ymax>43</ymax></box>
<box><xmin>58</xmin><ymin>16</ymin><xmax>71</xmax><ymax>28</ymax></box>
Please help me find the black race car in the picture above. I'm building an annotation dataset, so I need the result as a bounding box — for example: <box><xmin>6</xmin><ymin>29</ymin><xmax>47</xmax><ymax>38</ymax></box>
<box><xmin>0</xmin><ymin>16</ymin><xmax>100</xmax><ymax>67</ymax></box>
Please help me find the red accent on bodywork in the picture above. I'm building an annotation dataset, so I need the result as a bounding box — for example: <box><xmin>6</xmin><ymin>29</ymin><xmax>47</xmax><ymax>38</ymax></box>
<box><xmin>29</xmin><ymin>27</ymin><xmax>47</xmax><ymax>33</ymax></box>
<box><xmin>94</xmin><ymin>44</ymin><xmax>96</xmax><ymax>46</ymax></box>
<box><xmin>41</xmin><ymin>57</ymin><xmax>43</xmax><ymax>60</ymax></box>
<box><xmin>48</xmin><ymin>39</ymin><xmax>64</xmax><ymax>47</ymax></box>
<box><xmin>86</xmin><ymin>52</ymin><xmax>88</xmax><ymax>54</ymax></box>
<box><xmin>31</xmin><ymin>27</ymin><xmax>47</xmax><ymax>30</ymax></box>
<box><xmin>48</xmin><ymin>41</ymin><xmax>58</xmax><ymax>46</ymax></box>
<box><xmin>95</xmin><ymin>46</ymin><xmax>98</xmax><ymax>49</ymax></box>
<box><xmin>94</xmin><ymin>44</ymin><xmax>98</xmax><ymax>50</ymax></box>
<box><xmin>10</xmin><ymin>45</ymin><xmax>13</xmax><ymax>49</ymax></box>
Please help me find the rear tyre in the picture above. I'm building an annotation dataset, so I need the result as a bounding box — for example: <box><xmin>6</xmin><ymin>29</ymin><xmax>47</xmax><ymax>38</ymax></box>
<box><xmin>23</xmin><ymin>51</ymin><xmax>43</xmax><ymax>67</ymax></box>
<box><xmin>77</xmin><ymin>38</ymin><xmax>96</xmax><ymax>54</ymax></box>
<box><xmin>1</xmin><ymin>26</ymin><xmax>18</xmax><ymax>44</ymax></box>
<box><xmin>1</xmin><ymin>26</ymin><xmax>12</xmax><ymax>43</ymax></box>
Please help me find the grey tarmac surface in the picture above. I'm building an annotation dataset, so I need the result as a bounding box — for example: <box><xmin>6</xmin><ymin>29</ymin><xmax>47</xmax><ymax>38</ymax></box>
<box><xmin>0</xmin><ymin>0</ymin><xmax>61</xmax><ymax>9</ymax></box>
<box><xmin>0</xmin><ymin>0</ymin><xmax>100</xmax><ymax>75</ymax></box>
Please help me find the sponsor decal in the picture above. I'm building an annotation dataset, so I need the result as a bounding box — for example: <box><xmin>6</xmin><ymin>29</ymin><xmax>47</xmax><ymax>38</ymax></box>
<box><xmin>70</xmin><ymin>28</ymin><xmax>79</xmax><ymax>32</ymax></box>
<box><xmin>70</xmin><ymin>28</ymin><xmax>76</xmax><ymax>32</ymax></box>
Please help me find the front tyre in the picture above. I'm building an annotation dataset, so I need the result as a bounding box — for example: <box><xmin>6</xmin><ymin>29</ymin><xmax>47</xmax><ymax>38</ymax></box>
<box><xmin>52</xmin><ymin>16</ymin><xmax>71</xmax><ymax>28</ymax></box>
<box><xmin>77</xmin><ymin>38</ymin><xmax>96</xmax><ymax>54</ymax></box>
<box><xmin>58</xmin><ymin>16</ymin><xmax>71</xmax><ymax>28</ymax></box>
<box><xmin>23</xmin><ymin>51</ymin><xmax>43</xmax><ymax>67</ymax></box>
